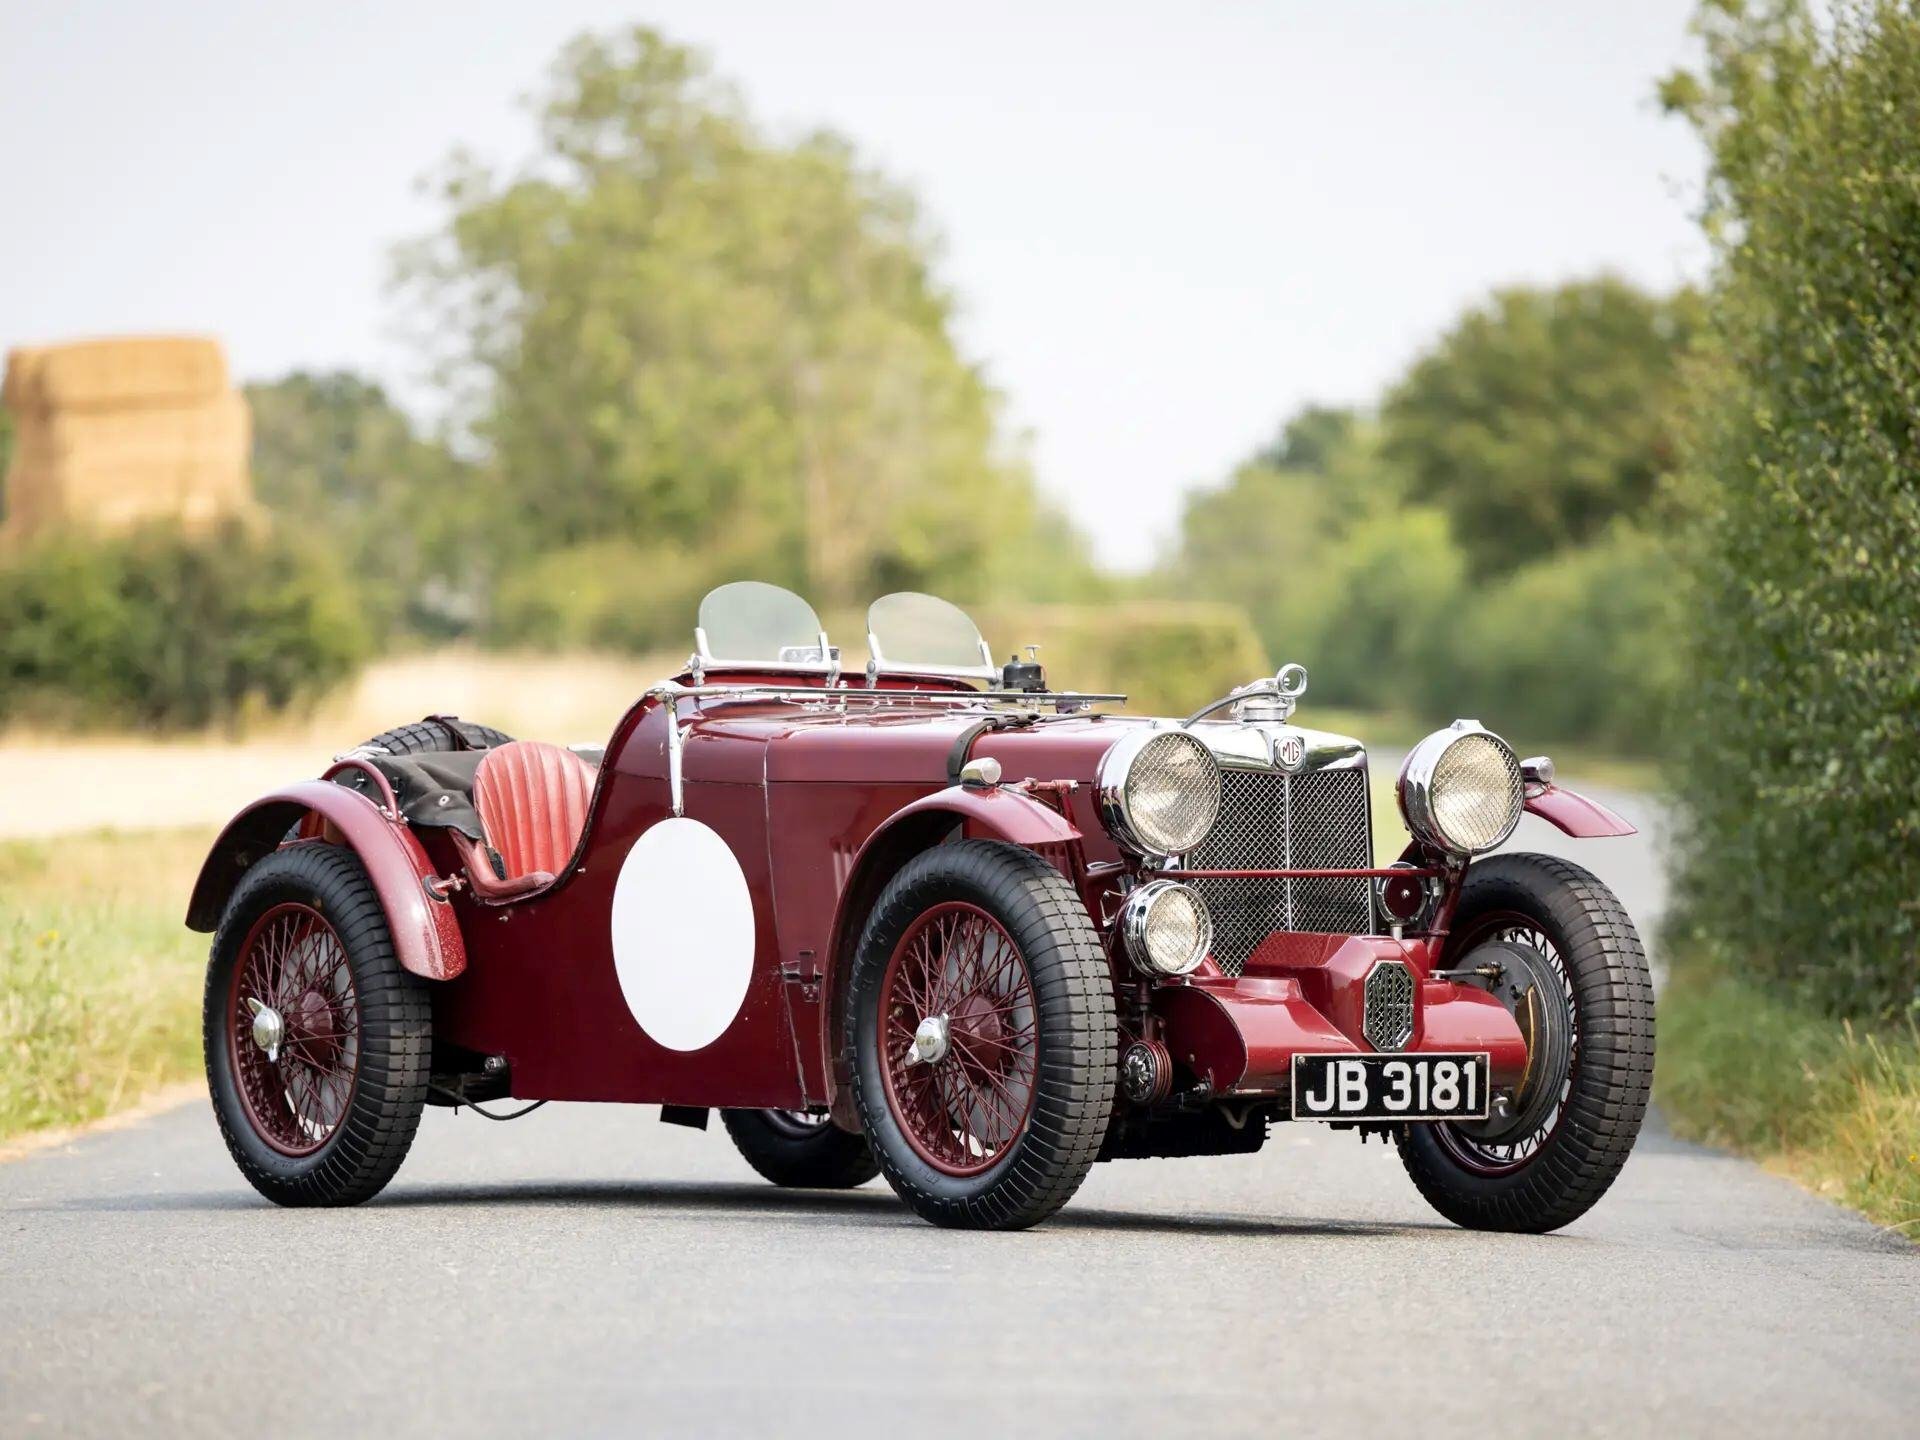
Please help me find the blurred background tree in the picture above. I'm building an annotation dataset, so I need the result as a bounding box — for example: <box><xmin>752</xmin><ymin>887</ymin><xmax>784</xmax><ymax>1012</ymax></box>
<box><xmin>1164</xmin><ymin>274</ymin><xmax>1693</xmax><ymax>751</ymax></box>
<box><xmin>1382</xmin><ymin>278</ymin><xmax>1703</xmax><ymax>570</ymax></box>
<box><xmin>396</xmin><ymin>26</ymin><xmax>1091</xmax><ymax>649</ymax></box>
<box><xmin>246</xmin><ymin>371</ymin><xmax>475</xmax><ymax>639</ymax></box>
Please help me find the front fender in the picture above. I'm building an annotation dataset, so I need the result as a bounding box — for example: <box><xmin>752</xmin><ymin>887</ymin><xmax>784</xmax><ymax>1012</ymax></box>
<box><xmin>828</xmin><ymin>783</ymin><xmax>1083</xmax><ymax>960</ymax></box>
<box><xmin>1524</xmin><ymin>784</ymin><xmax>1637</xmax><ymax>838</ymax></box>
<box><xmin>820</xmin><ymin>783</ymin><xmax>1084</xmax><ymax>1109</ymax></box>
<box><xmin>185</xmin><ymin>780</ymin><xmax>468</xmax><ymax>981</ymax></box>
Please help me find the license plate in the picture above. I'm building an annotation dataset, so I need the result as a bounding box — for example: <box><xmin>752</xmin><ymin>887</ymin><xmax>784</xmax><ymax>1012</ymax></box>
<box><xmin>1290</xmin><ymin>1053</ymin><xmax>1490</xmax><ymax>1121</ymax></box>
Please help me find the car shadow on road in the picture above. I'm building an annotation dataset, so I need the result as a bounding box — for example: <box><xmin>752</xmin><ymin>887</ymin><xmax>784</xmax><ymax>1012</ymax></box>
<box><xmin>41</xmin><ymin>1177</ymin><xmax>1454</xmax><ymax>1239</ymax></box>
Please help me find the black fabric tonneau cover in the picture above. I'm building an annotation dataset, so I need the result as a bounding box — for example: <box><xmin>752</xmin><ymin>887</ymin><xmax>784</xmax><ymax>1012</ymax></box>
<box><xmin>362</xmin><ymin>751</ymin><xmax>488</xmax><ymax>840</ymax></box>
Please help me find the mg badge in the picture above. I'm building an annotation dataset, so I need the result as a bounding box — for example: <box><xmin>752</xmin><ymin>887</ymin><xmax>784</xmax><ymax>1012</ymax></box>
<box><xmin>1275</xmin><ymin>733</ymin><xmax>1306</xmax><ymax>771</ymax></box>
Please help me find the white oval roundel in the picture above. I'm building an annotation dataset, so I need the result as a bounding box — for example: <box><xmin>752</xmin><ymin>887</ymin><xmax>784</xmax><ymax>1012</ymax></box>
<box><xmin>610</xmin><ymin>817</ymin><xmax>755</xmax><ymax>1051</ymax></box>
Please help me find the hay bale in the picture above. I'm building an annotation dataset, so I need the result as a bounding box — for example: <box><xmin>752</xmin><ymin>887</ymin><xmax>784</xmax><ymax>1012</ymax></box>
<box><xmin>2</xmin><ymin>336</ymin><xmax>228</xmax><ymax>415</ymax></box>
<box><xmin>0</xmin><ymin>336</ymin><xmax>254</xmax><ymax>545</ymax></box>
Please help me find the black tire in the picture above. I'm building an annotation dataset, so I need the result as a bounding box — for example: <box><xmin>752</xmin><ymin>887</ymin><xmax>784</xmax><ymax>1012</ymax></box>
<box><xmin>720</xmin><ymin>1109</ymin><xmax>880</xmax><ymax>1189</ymax></box>
<box><xmin>203</xmin><ymin>845</ymin><xmax>433</xmax><ymax>1207</ymax></box>
<box><xmin>1396</xmin><ymin>852</ymin><xmax>1655</xmax><ymax>1233</ymax></box>
<box><xmin>846</xmin><ymin>840</ymin><xmax>1117</xmax><ymax>1230</ymax></box>
<box><xmin>359</xmin><ymin>717</ymin><xmax>513</xmax><ymax>755</ymax></box>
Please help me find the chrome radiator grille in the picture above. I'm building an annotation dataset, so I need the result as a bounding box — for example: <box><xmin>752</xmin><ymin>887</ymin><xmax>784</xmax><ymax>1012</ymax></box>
<box><xmin>1186</xmin><ymin>766</ymin><xmax>1374</xmax><ymax>977</ymax></box>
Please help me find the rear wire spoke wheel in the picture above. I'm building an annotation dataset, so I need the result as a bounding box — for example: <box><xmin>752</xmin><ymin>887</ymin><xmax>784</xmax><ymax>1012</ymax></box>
<box><xmin>1396</xmin><ymin>852</ymin><xmax>1654</xmax><ymax>1233</ymax></box>
<box><xmin>848</xmin><ymin>841</ymin><xmax>1116</xmax><ymax>1230</ymax></box>
<box><xmin>720</xmin><ymin>1107</ymin><xmax>880</xmax><ymax>1189</ymax></box>
<box><xmin>203</xmin><ymin>845</ymin><xmax>432</xmax><ymax>1207</ymax></box>
<box><xmin>230</xmin><ymin>903</ymin><xmax>361</xmax><ymax>1155</ymax></box>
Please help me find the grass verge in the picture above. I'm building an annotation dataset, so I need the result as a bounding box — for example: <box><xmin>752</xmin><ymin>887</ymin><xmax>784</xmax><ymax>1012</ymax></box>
<box><xmin>1657</xmin><ymin>953</ymin><xmax>1920</xmax><ymax>1235</ymax></box>
<box><xmin>0</xmin><ymin>827</ymin><xmax>213</xmax><ymax>1144</ymax></box>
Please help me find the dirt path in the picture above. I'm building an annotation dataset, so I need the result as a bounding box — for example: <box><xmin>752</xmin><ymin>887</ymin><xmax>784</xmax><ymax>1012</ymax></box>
<box><xmin>0</xmin><ymin>738</ymin><xmax>338</xmax><ymax>840</ymax></box>
<box><xmin>0</xmin><ymin>649</ymin><xmax>659</xmax><ymax>840</ymax></box>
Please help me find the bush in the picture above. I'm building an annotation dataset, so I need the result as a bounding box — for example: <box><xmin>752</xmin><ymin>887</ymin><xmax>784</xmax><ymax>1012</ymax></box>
<box><xmin>1663</xmin><ymin>1</ymin><xmax>1920</xmax><ymax>1020</ymax></box>
<box><xmin>1413</xmin><ymin>526</ymin><xmax>1680</xmax><ymax>754</ymax></box>
<box><xmin>1286</xmin><ymin>505</ymin><xmax>1465</xmax><ymax>709</ymax></box>
<box><xmin>975</xmin><ymin>603</ymin><xmax>1268</xmax><ymax>717</ymax></box>
<box><xmin>487</xmin><ymin>539</ymin><xmax>797</xmax><ymax>657</ymax></box>
<box><xmin>0</xmin><ymin>522</ymin><xmax>367</xmax><ymax>729</ymax></box>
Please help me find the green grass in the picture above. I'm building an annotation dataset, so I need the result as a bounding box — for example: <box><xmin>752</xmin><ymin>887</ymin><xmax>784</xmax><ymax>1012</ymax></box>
<box><xmin>0</xmin><ymin>828</ymin><xmax>214</xmax><ymax>1142</ymax></box>
<box><xmin>1658</xmin><ymin>954</ymin><xmax>1920</xmax><ymax>1235</ymax></box>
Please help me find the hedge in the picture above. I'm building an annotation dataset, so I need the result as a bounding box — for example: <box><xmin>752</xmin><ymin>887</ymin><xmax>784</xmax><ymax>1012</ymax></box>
<box><xmin>0</xmin><ymin>522</ymin><xmax>367</xmax><ymax>729</ymax></box>
<box><xmin>974</xmin><ymin>602</ymin><xmax>1268</xmax><ymax>718</ymax></box>
<box><xmin>1664</xmin><ymin>1</ymin><xmax>1920</xmax><ymax>1020</ymax></box>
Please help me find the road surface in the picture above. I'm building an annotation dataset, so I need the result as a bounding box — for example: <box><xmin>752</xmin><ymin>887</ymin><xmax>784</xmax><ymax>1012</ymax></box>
<box><xmin>4</xmin><ymin>783</ymin><xmax>1914</xmax><ymax>1438</ymax></box>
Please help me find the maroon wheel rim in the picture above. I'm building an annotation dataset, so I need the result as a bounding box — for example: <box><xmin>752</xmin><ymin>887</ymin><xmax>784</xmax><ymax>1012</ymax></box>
<box><xmin>227</xmin><ymin>902</ymin><xmax>361</xmax><ymax>1157</ymax></box>
<box><xmin>1433</xmin><ymin>908</ymin><xmax>1578</xmax><ymax>1177</ymax></box>
<box><xmin>877</xmin><ymin>901</ymin><xmax>1039</xmax><ymax>1177</ymax></box>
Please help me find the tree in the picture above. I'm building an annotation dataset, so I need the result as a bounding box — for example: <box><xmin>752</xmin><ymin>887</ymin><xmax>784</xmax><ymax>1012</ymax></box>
<box><xmin>1254</xmin><ymin>404</ymin><xmax>1360</xmax><ymax>473</ymax></box>
<box><xmin>0</xmin><ymin>405</ymin><xmax>13</xmax><ymax>520</ymax></box>
<box><xmin>397</xmin><ymin>27</ymin><xmax>1060</xmax><ymax>615</ymax></box>
<box><xmin>1166</xmin><ymin>404</ymin><xmax>1409</xmax><ymax>682</ymax></box>
<box><xmin>1663</xmin><ymin>0</ymin><xmax>1920</xmax><ymax>1020</ymax></box>
<box><xmin>1381</xmin><ymin>277</ymin><xmax>1703</xmax><ymax>570</ymax></box>
<box><xmin>246</xmin><ymin>371</ymin><xmax>472</xmax><ymax>636</ymax></box>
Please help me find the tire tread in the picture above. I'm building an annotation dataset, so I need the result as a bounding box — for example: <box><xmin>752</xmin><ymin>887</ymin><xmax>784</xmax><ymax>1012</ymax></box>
<box><xmin>1396</xmin><ymin>852</ymin><xmax>1655</xmax><ymax>1233</ymax></box>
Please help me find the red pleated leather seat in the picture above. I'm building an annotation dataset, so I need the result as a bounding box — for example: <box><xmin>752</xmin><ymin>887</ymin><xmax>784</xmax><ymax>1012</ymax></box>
<box><xmin>471</xmin><ymin>740</ymin><xmax>596</xmax><ymax>883</ymax></box>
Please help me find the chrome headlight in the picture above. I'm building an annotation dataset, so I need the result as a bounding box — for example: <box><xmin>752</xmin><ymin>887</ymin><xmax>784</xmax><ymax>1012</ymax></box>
<box><xmin>1120</xmin><ymin>879</ymin><xmax>1212</xmax><ymax>977</ymax></box>
<box><xmin>1096</xmin><ymin>729</ymin><xmax>1221</xmax><ymax>857</ymax></box>
<box><xmin>1399</xmin><ymin>721</ymin><xmax>1524</xmax><ymax>856</ymax></box>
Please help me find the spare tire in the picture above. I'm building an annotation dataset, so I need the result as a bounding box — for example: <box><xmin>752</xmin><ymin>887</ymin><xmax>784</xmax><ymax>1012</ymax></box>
<box><xmin>357</xmin><ymin>717</ymin><xmax>514</xmax><ymax>755</ymax></box>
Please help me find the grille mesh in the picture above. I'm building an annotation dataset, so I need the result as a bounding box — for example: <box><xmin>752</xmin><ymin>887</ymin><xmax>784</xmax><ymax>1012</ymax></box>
<box><xmin>1364</xmin><ymin>960</ymin><xmax>1415</xmax><ymax>1051</ymax></box>
<box><xmin>1187</xmin><ymin>766</ymin><xmax>1374</xmax><ymax>977</ymax></box>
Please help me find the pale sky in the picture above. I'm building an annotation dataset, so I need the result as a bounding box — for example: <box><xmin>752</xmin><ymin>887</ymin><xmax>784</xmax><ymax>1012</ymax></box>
<box><xmin>0</xmin><ymin>2</ymin><xmax>1709</xmax><ymax>569</ymax></box>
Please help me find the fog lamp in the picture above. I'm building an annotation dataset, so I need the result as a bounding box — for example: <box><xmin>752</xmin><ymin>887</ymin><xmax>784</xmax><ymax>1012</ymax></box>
<box><xmin>1120</xmin><ymin>880</ymin><xmax>1212</xmax><ymax>978</ymax></box>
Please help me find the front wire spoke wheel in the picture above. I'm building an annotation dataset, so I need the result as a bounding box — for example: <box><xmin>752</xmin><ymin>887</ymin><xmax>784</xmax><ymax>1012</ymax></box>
<box><xmin>879</xmin><ymin>901</ymin><xmax>1038</xmax><ymax>1176</ymax></box>
<box><xmin>848</xmin><ymin>841</ymin><xmax>1117</xmax><ymax>1231</ymax></box>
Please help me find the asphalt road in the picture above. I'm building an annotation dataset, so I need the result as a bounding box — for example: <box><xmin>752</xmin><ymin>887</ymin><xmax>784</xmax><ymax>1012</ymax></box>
<box><xmin>4</xmin><ymin>783</ymin><xmax>1915</xmax><ymax>1438</ymax></box>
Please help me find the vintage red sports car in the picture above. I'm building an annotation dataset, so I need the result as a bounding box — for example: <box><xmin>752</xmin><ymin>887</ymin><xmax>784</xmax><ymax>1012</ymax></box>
<box><xmin>188</xmin><ymin>583</ymin><xmax>1654</xmax><ymax>1231</ymax></box>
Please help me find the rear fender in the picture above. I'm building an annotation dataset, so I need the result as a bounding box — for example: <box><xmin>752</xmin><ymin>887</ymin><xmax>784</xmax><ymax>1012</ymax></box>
<box><xmin>820</xmin><ymin>783</ymin><xmax>1084</xmax><ymax>1110</ymax></box>
<box><xmin>1524</xmin><ymin>784</ymin><xmax>1636</xmax><ymax>838</ymax></box>
<box><xmin>185</xmin><ymin>779</ymin><xmax>467</xmax><ymax>981</ymax></box>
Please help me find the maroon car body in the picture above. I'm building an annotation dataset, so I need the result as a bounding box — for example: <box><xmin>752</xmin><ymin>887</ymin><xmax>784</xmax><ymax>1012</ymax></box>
<box><xmin>189</xmin><ymin>584</ymin><xmax>1652</xmax><ymax>1231</ymax></box>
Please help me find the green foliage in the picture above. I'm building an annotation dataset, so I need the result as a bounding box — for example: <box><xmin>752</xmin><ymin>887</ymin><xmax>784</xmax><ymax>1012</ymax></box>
<box><xmin>1253</xmin><ymin>404</ymin><xmax>1361</xmax><ymax>473</ymax></box>
<box><xmin>1381</xmin><ymin>278</ymin><xmax>1703</xmax><ymax>570</ymax></box>
<box><xmin>488</xmin><ymin>535</ymin><xmax>775</xmax><ymax>655</ymax></box>
<box><xmin>975</xmin><ymin>603</ymin><xmax>1268</xmax><ymax>719</ymax></box>
<box><xmin>0</xmin><ymin>406</ymin><xmax>13</xmax><ymax>516</ymax></box>
<box><xmin>1658</xmin><ymin>950</ymin><xmax>1920</xmax><ymax>1232</ymax></box>
<box><xmin>246</xmin><ymin>371</ymin><xmax>475</xmax><ymax>638</ymax></box>
<box><xmin>1165</xmin><ymin>389</ymin><xmax>1680</xmax><ymax>753</ymax></box>
<box><xmin>0</xmin><ymin>523</ymin><xmax>367</xmax><ymax>729</ymax></box>
<box><xmin>1417</xmin><ymin>527</ymin><xmax>1680</xmax><ymax>755</ymax></box>
<box><xmin>1664</xmin><ymin>0</ymin><xmax>1920</xmax><ymax>1020</ymax></box>
<box><xmin>399</xmin><ymin>26</ymin><xmax>1081</xmax><ymax>626</ymax></box>
<box><xmin>1287</xmin><ymin>505</ymin><xmax>1465</xmax><ymax>709</ymax></box>
<box><xmin>1168</xmin><ymin>462</ymin><xmax>1340</xmax><ymax>656</ymax></box>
